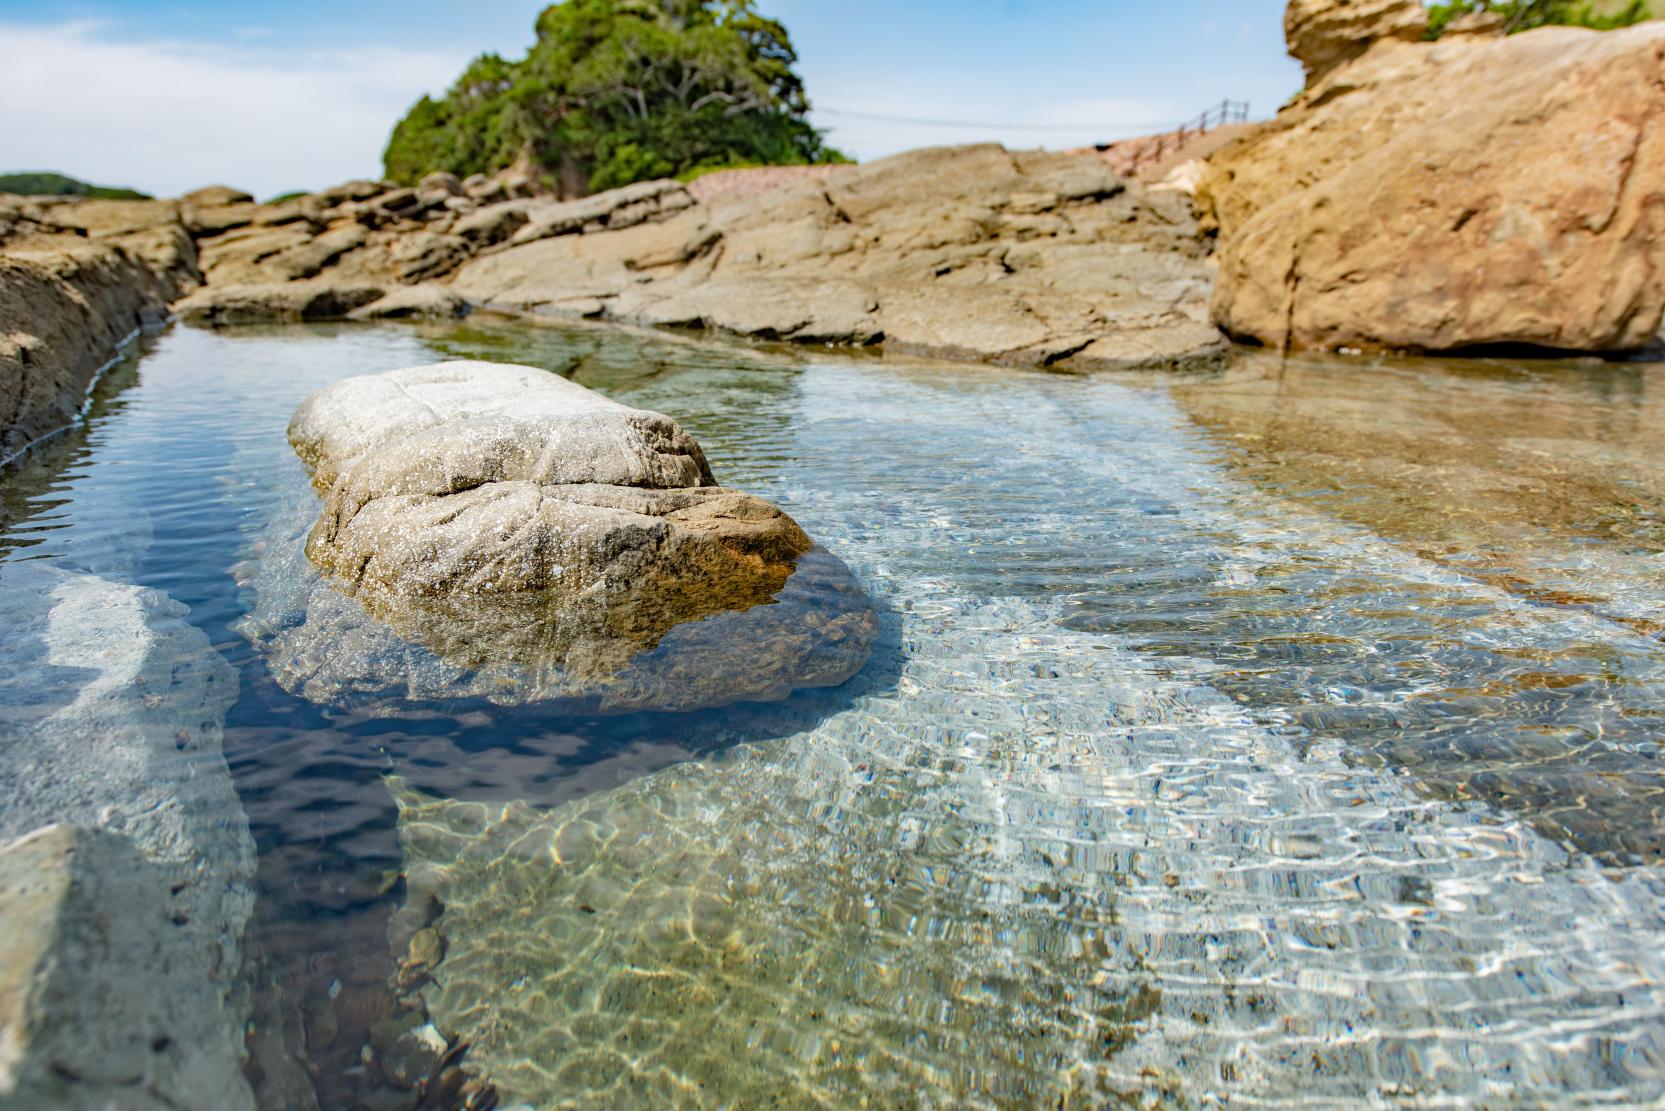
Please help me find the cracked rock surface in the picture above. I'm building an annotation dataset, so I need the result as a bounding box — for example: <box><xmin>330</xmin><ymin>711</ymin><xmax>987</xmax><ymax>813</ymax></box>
<box><xmin>454</xmin><ymin>145</ymin><xmax>1227</xmax><ymax>371</ymax></box>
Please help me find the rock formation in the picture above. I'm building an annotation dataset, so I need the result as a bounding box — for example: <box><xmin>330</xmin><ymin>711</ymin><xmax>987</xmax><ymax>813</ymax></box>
<box><xmin>1284</xmin><ymin>0</ymin><xmax>1428</xmax><ymax>85</ymax></box>
<box><xmin>1201</xmin><ymin>21</ymin><xmax>1665</xmax><ymax>352</ymax></box>
<box><xmin>0</xmin><ymin>190</ymin><xmax>201</xmax><ymax>463</ymax></box>
<box><xmin>0</xmin><ymin>562</ymin><xmax>255</xmax><ymax>1110</ymax></box>
<box><xmin>255</xmin><ymin>361</ymin><xmax>876</xmax><ymax>712</ymax></box>
<box><xmin>453</xmin><ymin>145</ymin><xmax>1224</xmax><ymax>371</ymax></box>
<box><xmin>0</xmin><ymin>141</ymin><xmax>1225</xmax><ymax>472</ymax></box>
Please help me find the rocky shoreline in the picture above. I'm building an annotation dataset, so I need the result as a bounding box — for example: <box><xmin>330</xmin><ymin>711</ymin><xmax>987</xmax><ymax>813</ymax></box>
<box><xmin>6</xmin><ymin>5</ymin><xmax>1665</xmax><ymax>461</ymax></box>
<box><xmin>3</xmin><ymin>2</ymin><xmax>1665</xmax><ymax>1106</ymax></box>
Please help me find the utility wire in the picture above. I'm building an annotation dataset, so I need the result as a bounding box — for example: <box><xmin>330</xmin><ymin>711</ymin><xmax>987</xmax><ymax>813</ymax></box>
<box><xmin>813</xmin><ymin>105</ymin><xmax>1189</xmax><ymax>133</ymax></box>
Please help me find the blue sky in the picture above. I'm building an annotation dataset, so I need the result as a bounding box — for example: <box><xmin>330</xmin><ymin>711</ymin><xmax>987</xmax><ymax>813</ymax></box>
<box><xmin>0</xmin><ymin>0</ymin><xmax>1300</xmax><ymax>198</ymax></box>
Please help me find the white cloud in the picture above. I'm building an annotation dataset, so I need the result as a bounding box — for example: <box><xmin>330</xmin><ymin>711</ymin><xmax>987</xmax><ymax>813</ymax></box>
<box><xmin>0</xmin><ymin>21</ymin><xmax>470</xmax><ymax>198</ymax></box>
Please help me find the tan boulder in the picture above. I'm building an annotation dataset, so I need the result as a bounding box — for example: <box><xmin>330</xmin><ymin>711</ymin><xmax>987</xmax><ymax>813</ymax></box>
<box><xmin>36</xmin><ymin>198</ymin><xmax>180</xmax><ymax>238</ymax></box>
<box><xmin>1441</xmin><ymin>8</ymin><xmax>1507</xmax><ymax>36</ymax></box>
<box><xmin>346</xmin><ymin>283</ymin><xmax>469</xmax><ymax>320</ymax></box>
<box><xmin>173</xmin><ymin>279</ymin><xmax>385</xmax><ymax>325</ymax></box>
<box><xmin>178</xmin><ymin>184</ymin><xmax>253</xmax><ymax>207</ymax></box>
<box><xmin>1204</xmin><ymin>23</ymin><xmax>1665</xmax><ymax>352</ymax></box>
<box><xmin>1284</xmin><ymin>0</ymin><xmax>1428</xmax><ymax>85</ymax></box>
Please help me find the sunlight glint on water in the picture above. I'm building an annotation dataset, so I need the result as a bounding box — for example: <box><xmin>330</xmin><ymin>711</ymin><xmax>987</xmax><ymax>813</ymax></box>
<box><xmin>1</xmin><ymin>320</ymin><xmax>1662</xmax><ymax>1107</ymax></box>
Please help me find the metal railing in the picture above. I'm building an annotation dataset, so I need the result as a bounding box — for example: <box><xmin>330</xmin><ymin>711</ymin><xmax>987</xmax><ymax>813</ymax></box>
<box><xmin>1098</xmin><ymin>99</ymin><xmax>1250</xmax><ymax>172</ymax></box>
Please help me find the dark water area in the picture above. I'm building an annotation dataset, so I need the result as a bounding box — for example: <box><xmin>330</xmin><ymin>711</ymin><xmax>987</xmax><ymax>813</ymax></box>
<box><xmin>1</xmin><ymin>318</ymin><xmax>1663</xmax><ymax>1107</ymax></box>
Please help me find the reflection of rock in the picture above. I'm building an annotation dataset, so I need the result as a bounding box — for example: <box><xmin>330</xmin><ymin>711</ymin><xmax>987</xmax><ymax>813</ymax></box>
<box><xmin>256</xmin><ymin>360</ymin><xmax>876</xmax><ymax>711</ymax></box>
<box><xmin>1202</xmin><ymin>22</ymin><xmax>1665</xmax><ymax>353</ymax></box>
<box><xmin>0</xmin><ymin>561</ymin><xmax>254</xmax><ymax>1110</ymax></box>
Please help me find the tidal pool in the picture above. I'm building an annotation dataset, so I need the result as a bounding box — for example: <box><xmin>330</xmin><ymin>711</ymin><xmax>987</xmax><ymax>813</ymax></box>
<box><xmin>1</xmin><ymin>318</ymin><xmax>1662</xmax><ymax>1108</ymax></box>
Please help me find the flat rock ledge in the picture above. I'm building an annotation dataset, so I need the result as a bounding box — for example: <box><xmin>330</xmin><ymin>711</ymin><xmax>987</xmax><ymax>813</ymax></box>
<box><xmin>249</xmin><ymin>360</ymin><xmax>875</xmax><ymax>713</ymax></box>
<box><xmin>0</xmin><ymin>561</ymin><xmax>255</xmax><ymax>1111</ymax></box>
<box><xmin>2</xmin><ymin>144</ymin><xmax>1226</xmax><ymax>401</ymax></box>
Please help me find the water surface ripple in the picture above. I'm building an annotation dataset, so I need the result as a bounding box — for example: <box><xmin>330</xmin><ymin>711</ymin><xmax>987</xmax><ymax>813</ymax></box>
<box><xmin>0</xmin><ymin>321</ymin><xmax>1661</xmax><ymax>1107</ymax></box>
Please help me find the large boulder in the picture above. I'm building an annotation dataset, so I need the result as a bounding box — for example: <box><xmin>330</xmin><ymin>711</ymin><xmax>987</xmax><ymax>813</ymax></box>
<box><xmin>1203</xmin><ymin>22</ymin><xmax>1665</xmax><ymax>352</ymax></box>
<box><xmin>1284</xmin><ymin>0</ymin><xmax>1427</xmax><ymax>85</ymax></box>
<box><xmin>251</xmin><ymin>361</ymin><xmax>876</xmax><ymax>712</ymax></box>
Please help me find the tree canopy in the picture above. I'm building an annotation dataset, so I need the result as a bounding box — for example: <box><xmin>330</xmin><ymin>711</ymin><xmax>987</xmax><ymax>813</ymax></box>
<box><xmin>383</xmin><ymin>0</ymin><xmax>843</xmax><ymax>194</ymax></box>
<box><xmin>1426</xmin><ymin>0</ymin><xmax>1652</xmax><ymax>38</ymax></box>
<box><xmin>0</xmin><ymin>171</ymin><xmax>149</xmax><ymax>200</ymax></box>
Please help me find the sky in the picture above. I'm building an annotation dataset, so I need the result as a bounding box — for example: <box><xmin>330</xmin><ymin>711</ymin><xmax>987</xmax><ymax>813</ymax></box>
<box><xmin>0</xmin><ymin>0</ymin><xmax>1302</xmax><ymax>199</ymax></box>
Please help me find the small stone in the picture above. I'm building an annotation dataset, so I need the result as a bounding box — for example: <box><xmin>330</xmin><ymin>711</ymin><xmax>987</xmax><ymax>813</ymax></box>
<box><xmin>386</xmin><ymin>891</ymin><xmax>440</xmax><ymax>958</ymax></box>
<box><xmin>378</xmin><ymin>1022</ymin><xmax>448</xmax><ymax>1091</ymax></box>
<box><xmin>407</xmin><ymin>927</ymin><xmax>443</xmax><ymax>970</ymax></box>
<box><xmin>369</xmin><ymin>1009</ymin><xmax>423</xmax><ymax>1053</ymax></box>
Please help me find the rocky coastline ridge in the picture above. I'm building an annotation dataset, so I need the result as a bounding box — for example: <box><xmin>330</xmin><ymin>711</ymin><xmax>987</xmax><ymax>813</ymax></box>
<box><xmin>2</xmin><ymin>1</ymin><xmax>1665</xmax><ymax>1106</ymax></box>
<box><xmin>6</xmin><ymin>1</ymin><xmax>1665</xmax><ymax>460</ymax></box>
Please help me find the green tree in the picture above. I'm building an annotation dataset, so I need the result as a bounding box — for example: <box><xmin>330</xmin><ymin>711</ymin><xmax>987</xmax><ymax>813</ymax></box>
<box><xmin>0</xmin><ymin>171</ymin><xmax>149</xmax><ymax>200</ymax></box>
<box><xmin>1426</xmin><ymin>0</ymin><xmax>1651</xmax><ymax>38</ymax></box>
<box><xmin>383</xmin><ymin>0</ymin><xmax>843</xmax><ymax>194</ymax></box>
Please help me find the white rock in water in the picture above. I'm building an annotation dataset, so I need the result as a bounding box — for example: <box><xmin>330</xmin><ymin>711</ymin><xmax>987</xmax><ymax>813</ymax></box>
<box><xmin>251</xmin><ymin>360</ymin><xmax>877</xmax><ymax>714</ymax></box>
<box><xmin>0</xmin><ymin>561</ymin><xmax>255</xmax><ymax>1111</ymax></box>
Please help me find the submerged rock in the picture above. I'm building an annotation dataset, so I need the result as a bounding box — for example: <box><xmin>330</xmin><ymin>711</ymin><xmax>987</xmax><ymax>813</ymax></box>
<box><xmin>0</xmin><ymin>561</ymin><xmax>254</xmax><ymax>1110</ymax></box>
<box><xmin>249</xmin><ymin>360</ymin><xmax>875</xmax><ymax>712</ymax></box>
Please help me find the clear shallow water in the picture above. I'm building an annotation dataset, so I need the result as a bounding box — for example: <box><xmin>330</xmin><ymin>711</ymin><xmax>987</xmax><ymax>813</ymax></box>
<box><xmin>1</xmin><ymin>319</ymin><xmax>1663</xmax><ymax>1107</ymax></box>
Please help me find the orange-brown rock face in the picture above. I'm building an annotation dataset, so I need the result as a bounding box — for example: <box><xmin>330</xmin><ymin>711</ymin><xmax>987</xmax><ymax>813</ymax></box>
<box><xmin>1284</xmin><ymin>0</ymin><xmax>1428</xmax><ymax>85</ymax></box>
<box><xmin>1203</xmin><ymin>23</ymin><xmax>1665</xmax><ymax>353</ymax></box>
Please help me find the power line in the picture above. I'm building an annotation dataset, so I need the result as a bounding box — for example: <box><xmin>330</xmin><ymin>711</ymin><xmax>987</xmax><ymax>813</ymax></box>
<box><xmin>813</xmin><ymin>105</ymin><xmax>1186</xmax><ymax>133</ymax></box>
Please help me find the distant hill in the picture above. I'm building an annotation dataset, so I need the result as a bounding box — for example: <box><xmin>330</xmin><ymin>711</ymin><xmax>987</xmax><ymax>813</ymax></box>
<box><xmin>0</xmin><ymin>172</ymin><xmax>150</xmax><ymax>200</ymax></box>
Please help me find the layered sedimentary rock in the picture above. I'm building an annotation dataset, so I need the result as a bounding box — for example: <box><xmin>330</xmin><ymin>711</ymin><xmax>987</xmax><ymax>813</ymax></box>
<box><xmin>6</xmin><ymin>141</ymin><xmax>1225</xmax><ymax>390</ymax></box>
<box><xmin>253</xmin><ymin>360</ymin><xmax>875</xmax><ymax>712</ymax></box>
<box><xmin>170</xmin><ymin>175</ymin><xmax>698</xmax><ymax>325</ymax></box>
<box><xmin>1201</xmin><ymin>21</ymin><xmax>1665</xmax><ymax>352</ymax></box>
<box><xmin>454</xmin><ymin>145</ymin><xmax>1225</xmax><ymax>371</ymax></box>
<box><xmin>0</xmin><ymin>561</ymin><xmax>254</xmax><ymax>1111</ymax></box>
<box><xmin>0</xmin><ymin>244</ymin><xmax>174</xmax><ymax>462</ymax></box>
<box><xmin>0</xmin><ymin>190</ymin><xmax>202</xmax><ymax>463</ymax></box>
<box><xmin>1284</xmin><ymin>0</ymin><xmax>1427</xmax><ymax>84</ymax></box>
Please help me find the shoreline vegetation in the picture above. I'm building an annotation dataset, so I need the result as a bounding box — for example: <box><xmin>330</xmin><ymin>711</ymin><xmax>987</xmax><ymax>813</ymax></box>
<box><xmin>0</xmin><ymin>171</ymin><xmax>151</xmax><ymax>201</ymax></box>
<box><xmin>382</xmin><ymin>0</ymin><xmax>845</xmax><ymax>198</ymax></box>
